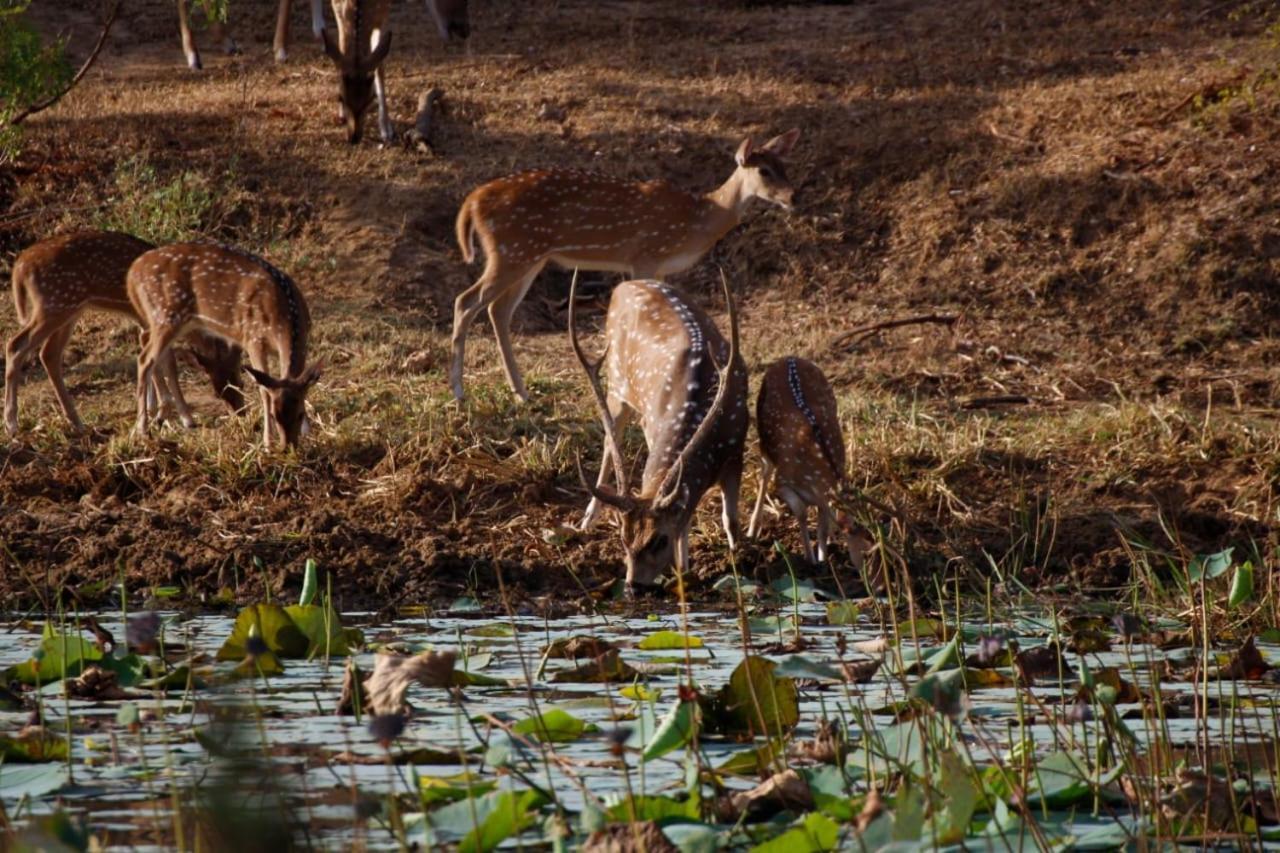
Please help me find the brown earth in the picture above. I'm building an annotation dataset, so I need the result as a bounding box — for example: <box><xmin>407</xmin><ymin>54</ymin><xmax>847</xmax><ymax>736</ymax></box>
<box><xmin>0</xmin><ymin>0</ymin><xmax>1277</xmax><ymax>612</ymax></box>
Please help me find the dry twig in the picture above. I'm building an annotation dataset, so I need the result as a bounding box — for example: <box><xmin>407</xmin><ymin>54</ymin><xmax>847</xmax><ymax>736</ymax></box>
<box><xmin>830</xmin><ymin>312</ymin><xmax>958</xmax><ymax>351</ymax></box>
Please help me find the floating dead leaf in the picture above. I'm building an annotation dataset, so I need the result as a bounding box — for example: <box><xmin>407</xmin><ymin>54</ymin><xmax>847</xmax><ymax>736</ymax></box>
<box><xmin>1219</xmin><ymin>635</ymin><xmax>1270</xmax><ymax>680</ymax></box>
<box><xmin>541</xmin><ymin>636</ymin><xmax>618</xmax><ymax>661</ymax></box>
<box><xmin>1076</xmin><ymin>667</ymin><xmax>1142</xmax><ymax>704</ymax></box>
<box><xmin>716</xmin><ymin>769</ymin><xmax>813</xmax><ymax>822</ymax></box>
<box><xmin>1161</xmin><ymin>769</ymin><xmax>1236</xmax><ymax>831</ymax></box>
<box><xmin>851</xmin><ymin>637</ymin><xmax>889</xmax><ymax>655</ymax></box>
<box><xmin>790</xmin><ymin>718</ymin><xmax>843</xmax><ymax>764</ymax></box>
<box><xmin>582</xmin><ymin>821</ymin><xmax>677</xmax><ymax>853</ymax></box>
<box><xmin>841</xmin><ymin>658</ymin><xmax>882</xmax><ymax>684</ymax></box>
<box><xmin>550</xmin><ymin>649</ymin><xmax>638</xmax><ymax>683</ymax></box>
<box><xmin>1068</xmin><ymin>629</ymin><xmax>1111</xmax><ymax>654</ymax></box>
<box><xmin>337</xmin><ymin>657</ymin><xmax>368</xmax><ymax>716</ymax></box>
<box><xmin>64</xmin><ymin>666</ymin><xmax>141</xmax><ymax>701</ymax></box>
<box><xmin>365</xmin><ymin>650</ymin><xmax>457</xmax><ymax>715</ymax></box>
<box><xmin>1015</xmin><ymin>641</ymin><xmax>1068</xmax><ymax>685</ymax></box>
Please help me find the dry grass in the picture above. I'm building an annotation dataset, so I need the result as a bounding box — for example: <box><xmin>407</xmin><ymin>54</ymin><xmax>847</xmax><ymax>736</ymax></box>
<box><xmin>0</xmin><ymin>0</ymin><xmax>1277</xmax><ymax>610</ymax></box>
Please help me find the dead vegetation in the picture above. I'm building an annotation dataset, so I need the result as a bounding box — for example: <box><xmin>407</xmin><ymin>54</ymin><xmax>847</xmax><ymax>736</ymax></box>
<box><xmin>0</xmin><ymin>0</ymin><xmax>1277</xmax><ymax>610</ymax></box>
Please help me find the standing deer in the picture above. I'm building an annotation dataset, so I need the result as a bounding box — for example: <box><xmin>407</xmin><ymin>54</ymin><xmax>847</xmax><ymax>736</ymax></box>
<box><xmin>571</xmin><ymin>275</ymin><xmax>748</xmax><ymax>591</ymax></box>
<box><xmin>179</xmin><ymin>0</ymin><xmax>326</xmax><ymax>68</ymax></box>
<box><xmin>127</xmin><ymin>242</ymin><xmax>321</xmax><ymax>449</ymax></box>
<box><xmin>450</xmin><ymin>128</ymin><xmax>801</xmax><ymax>402</ymax></box>
<box><xmin>177</xmin><ymin>0</ymin><xmax>467</xmax><ymax>70</ymax></box>
<box><xmin>5</xmin><ymin>231</ymin><xmax>244</xmax><ymax>438</ymax></box>
<box><xmin>748</xmin><ymin>356</ymin><xmax>865</xmax><ymax>567</ymax></box>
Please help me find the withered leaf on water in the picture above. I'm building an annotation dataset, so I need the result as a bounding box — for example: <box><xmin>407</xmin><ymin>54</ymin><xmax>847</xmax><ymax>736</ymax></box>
<box><xmin>365</xmin><ymin>650</ymin><xmax>457</xmax><ymax>716</ymax></box>
<box><xmin>841</xmin><ymin>658</ymin><xmax>882</xmax><ymax>684</ymax></box>
<box><xmin>581</xmin><ymin>821</ymin><xmax>678</xmax><ymax>853</ymax></box>
<box><xmin>549</xmin><ymin>649</ymin><xmax>638</xmax><ymax>683</ymax></box>
<box><xmin>65</xmin><ymin>667</ymin><xmax>143</xmax><ymax>701</ymax></box>
<box><xmin>541</xmin><ymin>636</ymin><xmax>618</xmax><ymax>661</ymax></box>
<box><xmin>1219</xmin><ymin>635</ymin><xmax>1271</xmax><ymax>680</ymax></box>
<box><xmin>1015</xmin><ymin>641</ymin><xmax>1068</xmax><ymax>684</ymax></box>
<box><xmin>715</xmin><ymin>768</ymin><xmax>813</xmax><ymax>822</ymax></box>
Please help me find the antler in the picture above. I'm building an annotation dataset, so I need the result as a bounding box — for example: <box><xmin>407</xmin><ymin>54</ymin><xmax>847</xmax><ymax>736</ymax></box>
<box><xmin>653</xmin><ymin>269</ymin><xmax>740</xmax><ymax>509</ymax></box>
<box><xmin>569</xmin><ymin>269</ymin><xmax>633</xmax><ymax>508</ymax></box>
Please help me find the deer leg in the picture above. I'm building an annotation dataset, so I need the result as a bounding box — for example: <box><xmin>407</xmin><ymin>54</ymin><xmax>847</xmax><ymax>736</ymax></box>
<box><xmin>579</xmin><ymin>402</ymin><xmax>631</xmax><ymax>530</ymax></box>
<box><xmin>177</xmin><ymin>0</ymin><xmax>202</xmax><ymax>69</ymax></box>
<box><xmin>675</xmin><ymin>528</ymin><xmax>691</xmax><ymax>574</ymax></box>
<box><xmin>310</xmin><ymin>0</ymin><xmax>325</xmax><ymax>38</ymax></box>
<box><xmin>779</xmin><ymin>487</ymin><xmax>815</xmax><ymax>565</ymax></box>
<box><xmin>719</xmin><ymin>452</ymin><xmax>744</xmax><ymax>551</ymax></box>
<box><xmin>487</xmin><ymin>264</ymin><xmax>544</xmax><ymax>402</ymax></box>
<box><xmin>747</xmin><ymin>458</ymin><xmax>773</xmax><ymax>539</ymax></box>
<box><xmin>38</xmin><ymin>322</ymin><xmax>87</xmax><ymax>434</ymax></box>
<box><xmin>136</xmin><ymin>326</ymin><xmax>179</xmax><ymax>436</ymax></box>
<box><xmin>815</xmin><ymin>501</ymin><xmax>832</xmax><ymax>564</ymax></box>
<box><xmin>157</xmin><ymin>349</ymin><xmax>196</xmax><ymax>428</ymax></box>
<box><xmin>449</xmin><ymin>260</ymin><xmax>529</xmax><ymax>402</ymax></box>
<box><xmin>273</xmin><ymin>0</ymin><xmax>291</xmax><ymax>62</ymax></box>
<box><xmin>372</xmin><ymin>53</ymin><xmax>394</xmax><ymax>144</ymax></box>
<box><xmin>4</xmin><ymin>318</ymin><xmax>42</xmax><ymax>436</ymax></box>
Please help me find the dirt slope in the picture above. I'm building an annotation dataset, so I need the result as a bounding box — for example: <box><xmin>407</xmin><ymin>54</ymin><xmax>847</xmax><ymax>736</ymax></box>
<box><xmin>0</xmin><ymin>0</ymin><xmax>1276</xmax><ymax>611</ymax></box>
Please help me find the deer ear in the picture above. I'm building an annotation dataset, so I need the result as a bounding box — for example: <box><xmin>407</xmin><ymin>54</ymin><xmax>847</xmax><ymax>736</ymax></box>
<box><xmin>359</xmin><ymin>30</ymin><xmax>392</xmax><ymax>74</ymax></box>
<box><xmin>734</xmin><ymin>137</ymin><xmax>754</xmax><ymax>167</ymax></box>
<box><xmin>761</xmin><ymin>128</ymin><xmax>800</xmax><ymax>158</ymax></box>
<box><xmin>244</xmin><ymin>366</ymin><xmax>284</xmax><ymax>390</ymax></box>
<box><xmin>320</xmin><ymin>27</ymin><xmax>343</xmax><ymax>65</ymax></box>
<box><xmin>299</xmin><ymin>362</ymin><xmax>324</xmax><ymax>387</ymax></box>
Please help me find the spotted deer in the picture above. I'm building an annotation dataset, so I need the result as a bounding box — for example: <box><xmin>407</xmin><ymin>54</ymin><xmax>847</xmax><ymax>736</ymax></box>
<box><xmin>127</xmin><ymin>242</ymin><xmax>321</xmax><ymax>449</ymax></box>
<box><xmin>450</xmin><ymin>128</ymin><xmax>801</xmax><ymax>402</ymax></box>
<box><xmin>178</xmin><ymin>0</ymin><xmax>323</xmax><ymax>69</ymax></box>
<box><xmin>5</xmin><ymin>231</ymin><xmax>244</xmax><ymax>437</ymax></box>
<box><xmin>748</xmin><ymin>356</ymin><xmax>865</xmax><ymax>566</ymax></box>
<box><xmin>571</xmin><ymin>275</ymin><xmax>748</xmax><ymax>591</ymax></box>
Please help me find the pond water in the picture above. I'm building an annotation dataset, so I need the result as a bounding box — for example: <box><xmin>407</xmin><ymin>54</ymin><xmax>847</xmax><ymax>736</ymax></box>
<box><xmin>3</xmin><ymin>592</ymin><xmax>1279</xmax><ymax>851</ymax></box>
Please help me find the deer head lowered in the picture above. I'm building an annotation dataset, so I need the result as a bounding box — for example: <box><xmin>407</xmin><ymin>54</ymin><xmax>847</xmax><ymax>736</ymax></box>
<box><xmin>449</xmin><ymin>128</ymin><xmax>800</xmax><ymax>402</ymax></box>
<box><xmin>321</xmin><ymin>0</ymin><xmax>395</xmax><ymax>144</ymax></box>
<box><xmin>5</xmin><ymin>230</ymin><xmax>244</xmax><ymax>437</ymax></box>
<box><xmin>748</xmin><ymin>356</ymin><xmax>866</xmax><ymax>568</ymax></box>
<box><xmin>570</xmin><ymin>273</ymin><xmax>749</xmax><ymax>591</ymax></box>
<box><xmin>127</xmin><ymin>242</ymin><xmax>321</xmax><ymax>449</ymax></box>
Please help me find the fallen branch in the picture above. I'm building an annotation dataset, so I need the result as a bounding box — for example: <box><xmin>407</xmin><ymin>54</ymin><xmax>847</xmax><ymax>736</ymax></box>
<box><xmin>830</xmin><ymin>312</ymin><xmax>958</xmax><ymax>351</ymax></box>
<box><xmin>7</xmin><ymin>0</ymin><xmax>122</xmax><ymax>127</ymax></box>
<box><xmin>961</xmin><ymin>395</ymin><xmax>1031</xmax><ymax>409</ymax></box>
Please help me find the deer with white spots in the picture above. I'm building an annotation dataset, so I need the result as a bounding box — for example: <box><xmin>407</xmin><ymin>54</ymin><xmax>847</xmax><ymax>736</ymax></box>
<box><xmin>749</xmin><ymin>356</ymin><xmax>865</xmax><ymax>567</ymax></box>
<box><xmin>571</xmin><ymin>275</ymin><xmax>748</xmax><ymax>592</ymax></box>
<box><xmin>178</xmin><ymin>0</ymin><xmax>324</xmax><ymax>69</ymax></box>
<box><xmin>127</xmin><ymin>242</ymin><xmax>321</xmax><ymax>449</ymax></box>
<box><xmin>450</xmin><ymin>128</ymin><xmax>801</xmax><ymax>402</ymax></box>
<box><xmin>5</xmin><ymin>231</ymin><xmax>244</xmax><ymax>437</ymax></box>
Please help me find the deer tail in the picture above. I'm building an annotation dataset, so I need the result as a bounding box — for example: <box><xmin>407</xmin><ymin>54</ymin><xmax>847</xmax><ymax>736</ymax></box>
<box><xmin>455</xmin><ymin>198</ymin><xmax>477</xmax><ymax>264</ymax></box>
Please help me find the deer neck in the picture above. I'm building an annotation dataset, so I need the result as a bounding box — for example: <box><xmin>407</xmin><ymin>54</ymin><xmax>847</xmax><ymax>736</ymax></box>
<box><xmin>701</xmin><ymin>169</ymin><xmax>753</xmax><ymax>240</ymax></box>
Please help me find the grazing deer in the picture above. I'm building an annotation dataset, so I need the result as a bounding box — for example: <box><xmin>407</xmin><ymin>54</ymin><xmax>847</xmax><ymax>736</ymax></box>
<box><xmin>127</xmin><ymin>242</ymin><xmax>321</xmax><ymax>449</ymax></box>
<box><xmin>320</xmin><ymin>0</ymin><xmax>394</xmax><ymax>143</ymax></box>
<box><xmin>748</xmin><ymin>356</ymin><xmax>865</xmax><ymax>567</ymax></box>
<box><xmin>571</xmin><ymin>275</ymin><xmax>748</xmax><ymax>591</ymax></box>
<box><xmin>5</xmin><ymin>231</ymin><xmax>244</xmax><ymax>438</ymax></box>
<box><xmin>178</xmin><ymin>0</ymin><xmax>326</xmax><ymax>69</ymax></box>
<box><xmin>450</xmin><ymin>128</ymin><xmax>801</xmax><ymax>402</ymax></box>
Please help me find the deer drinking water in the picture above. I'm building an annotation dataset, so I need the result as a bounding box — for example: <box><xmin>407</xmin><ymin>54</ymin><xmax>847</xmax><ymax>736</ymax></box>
<box><xmin>748</xmin><ymin>356</ymin><xmax>865</xmax><ymax>567</ymax></box>
<box><xmin>571</xmin><ymin>275</ymin><xmax>748</xmax><ymax>591</ymax></box>
<box><xmin>127</xmin><ymin>242</ymin><xmax>320</xmax><ymax>449</ymax></box>
<box><xmin>450</xmin><ymin>128</ymin><xmax>801</xmax><ymax>402</ymax></box>
<box><xmin>5</xmin><ymin>230</ymin><xmax>244</xmax><ymax>437</ymax></box>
